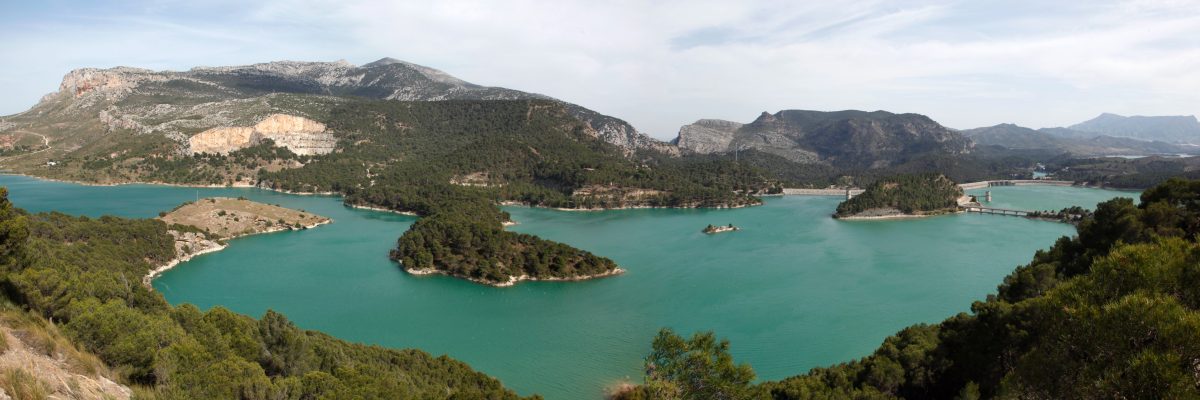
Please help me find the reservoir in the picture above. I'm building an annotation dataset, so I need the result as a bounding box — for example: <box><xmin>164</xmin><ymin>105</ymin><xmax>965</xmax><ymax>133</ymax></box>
<box><xmin>0</xmin><ymin>174</ymin><xmax>1137</xmax><ymax>399</ymax></box>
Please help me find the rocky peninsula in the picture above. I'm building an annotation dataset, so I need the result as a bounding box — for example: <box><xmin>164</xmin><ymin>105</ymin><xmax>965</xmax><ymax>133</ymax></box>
<box><xmin>144</xmin><ymin>197</ymin><xmax>331</xmax><ymax>287</ymax></box>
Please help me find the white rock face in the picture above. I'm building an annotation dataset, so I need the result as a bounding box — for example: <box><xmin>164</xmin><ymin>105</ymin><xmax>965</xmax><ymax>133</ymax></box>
<box><xmin>188</xmin><ymin>114</ymin><xmax>335</xmax><ymax>155</ymax></box>
<box><xmin>674</xmin><ymin>119</ymin><xmax>744</xmax><ymax>153</ymax></box>
<box><xmin>188</xmin><ymin>127</ymin><xmax>257</xmax><ymax>155</ymax></box>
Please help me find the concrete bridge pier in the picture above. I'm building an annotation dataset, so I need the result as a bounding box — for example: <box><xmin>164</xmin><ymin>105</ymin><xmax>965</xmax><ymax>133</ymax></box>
<box><xmin>985</xmin><ymin>191</ymin><xmax>992</xmax><ymax>202</ymax></box>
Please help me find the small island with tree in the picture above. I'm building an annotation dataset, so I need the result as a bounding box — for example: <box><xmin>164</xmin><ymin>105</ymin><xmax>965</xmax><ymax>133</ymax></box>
<box><xmin>834</xmin><ymin>174</ymin><xmax>963</xmax><ymax>220</ymax></box>
<box><xmin>703</xmin><ymin>224</ymin><xmax>740</xmax><ymax>234</ymax></box>
<box><xmin>390</xmin><ymin>203</ymin><xmax>624</xmax><ymax>287</ymax></box>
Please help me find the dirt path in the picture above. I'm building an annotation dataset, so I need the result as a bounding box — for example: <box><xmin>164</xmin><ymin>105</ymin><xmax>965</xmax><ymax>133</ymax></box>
<box><xmin>0</xmin><ymin>130</ymin><xmax>51</xmax><ymax>163</ymax></box>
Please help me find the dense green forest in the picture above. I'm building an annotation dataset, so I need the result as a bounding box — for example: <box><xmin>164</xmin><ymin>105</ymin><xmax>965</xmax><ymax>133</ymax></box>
<box><xmin>387</xmin><ymin>189</ymin><xmax>620</xmax><ymax>284</ymax></box>
<box><xmin>0</xmin><ymin>188</ymin><xmax>531</xmax><ymax>399</ymax></box>
<box><xmin>834</xmin><ymin>174</ymin><xmax>962</xmax><ymax>218</ymax></box>
<box><xmin>617</xmin><ymin>178</ymin><xmax>1200</xmax><ymax>399</ymax></box>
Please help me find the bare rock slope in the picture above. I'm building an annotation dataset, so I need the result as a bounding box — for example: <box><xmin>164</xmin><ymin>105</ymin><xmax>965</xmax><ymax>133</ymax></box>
<box><xmin>674</xmin><ymin>110</ymin><xmax>972</xmax><ymax>168</ymax></box>
<box><xmin>0</xmin><ymin>311</ymin><xmax>131</xmax><ymax>399</ymax></box>
<box><xmin>188</xmin><ymin>114</ymin><xmax>334</xmax><ymax>155</ymax></box>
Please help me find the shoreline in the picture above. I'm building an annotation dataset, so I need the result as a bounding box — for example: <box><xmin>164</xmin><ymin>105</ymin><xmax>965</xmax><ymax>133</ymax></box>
<box><xmin>403</xmin><ymin>266</ymin><xmax>626</xmax><ymax>287</ymax></box>
<box><xmin>0</xmin><ymin>171</ymin><xmax>349</xmax><ymax>197</ymax></box>
<box><xmin>345</xmin><ymin>203</ymin><xmax>419</xmax><ymax>216</ymax></box>
<box><xmin>4</xmin><ymin>172</ymin><xmax>763</xmax><ymax>213</ymax></box>
<box><xmin>834</xmin><ymin>211</ymin><xmax>959</xmax><ymax>221</ymax></box>
<box><xmin>0</xmin><ymin>171</ymin><xmax>257</xmax><ymax>189</ymax></box>
<box><xmin>546</xmin><ymin>202</ymin><xmax>760</xmax><ymax>212</ymax></box>
<box><xmin>143</xmin><ymin>218</ymin><xmax>332</xmax><ymax>289</ymax></box>
<box><xmin>142</xmin><ymin>242</ymin><xmax>228</xmax><ymax>287</ymax></box>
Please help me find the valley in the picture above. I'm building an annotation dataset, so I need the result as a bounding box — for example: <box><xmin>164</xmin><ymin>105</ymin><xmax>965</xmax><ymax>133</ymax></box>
<box><xmin>0</xmin><ymin>55</ymin><xmax>1197</xmax><ymax>399</ymax></box>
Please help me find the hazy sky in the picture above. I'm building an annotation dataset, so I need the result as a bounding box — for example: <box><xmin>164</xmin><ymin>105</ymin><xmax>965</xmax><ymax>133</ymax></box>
<box><xmin>1</xmin><ymin>0</ymin><xmax>1198</xmax><ymax>139</ymax></box>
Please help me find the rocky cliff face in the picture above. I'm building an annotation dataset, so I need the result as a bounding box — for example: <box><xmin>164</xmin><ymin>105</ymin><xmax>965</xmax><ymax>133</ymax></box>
<box><xmin>673</xmin><ymin>119</ymin><xmax>742</xmax><ymax>153</ymax></box>
<box><xmin>23</xmin><ymin>58</ymin><xmax>669</xmax><ymax>155</ymax></box>
<box><xmin>674</xmin><ymin>110</ymin><xmax>971</xmax><ymax>168</ymax></box>
<box><xmin>188</xmin><ymin>114</ymin><xmax>335</xmax><ymax>155</ymax></box>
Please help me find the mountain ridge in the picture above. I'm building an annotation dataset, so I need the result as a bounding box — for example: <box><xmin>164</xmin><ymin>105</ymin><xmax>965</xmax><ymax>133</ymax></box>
<box><xmin>16</xmin><ymin>57</ymin><xmax>676</xmax><ymax>156</ymax></box>
<box><xmin>962</xmin><ymin>122</ymin><xmax>1196</xmax><ymax>156</ymax></box>
<box><xmin>1064</xmin><ymin>112</ymin><xmax>1200</xmax><ymax>143</ymax></box>
<box><xmin>673</xmin><ymin>109</ymin><xmax>972</xmax><ymax>168</ymax></box>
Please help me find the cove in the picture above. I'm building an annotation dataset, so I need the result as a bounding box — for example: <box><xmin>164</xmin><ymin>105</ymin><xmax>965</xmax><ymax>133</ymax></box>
<box><xmin>0</xmin><ymin>174</ymin><xmax>1138</xmax><ymax>399</ymax></box>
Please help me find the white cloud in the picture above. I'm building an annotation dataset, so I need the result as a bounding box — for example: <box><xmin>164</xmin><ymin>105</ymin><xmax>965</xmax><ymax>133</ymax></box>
<box><xmin>1</xmin><ymin>0</ymin><xmax>1198</xmax><ymax>138</ymax></box>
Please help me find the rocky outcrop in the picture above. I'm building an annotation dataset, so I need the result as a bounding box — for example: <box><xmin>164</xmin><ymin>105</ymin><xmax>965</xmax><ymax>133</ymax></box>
<box><xmin>188</xmin><ymin>114</ymin><xmax>335</xmax><ymax>155</ymax></box>
<box><xmin>188</xmin><ymin>127</ymin><xmax>257</xmax><ymax>154</ymax></box>
<box><xmin>674</xmin><ymin>119</ymin><xmax>743</xmax><ymax>153</ymax></box>
<box><xmin>59</xmin><ymin>67</ymin><xmax>164</xmax><ymax>99</ymax></box>
<box><xmin>673</xmin><ymin>110</ymin><xmax>972</xmax><ymax>168</ymax></box>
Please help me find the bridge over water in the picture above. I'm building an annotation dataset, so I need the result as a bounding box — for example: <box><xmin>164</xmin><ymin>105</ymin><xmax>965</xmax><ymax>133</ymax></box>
<box><xmin>957</xmin><ymin>179</ymin><xmax>1075</xmax><ymax>190</ymax></box>
<box><xmin>962</xmin><ymin>206</ymin><xmax>1032</xmax><ymax>217</ymax></box>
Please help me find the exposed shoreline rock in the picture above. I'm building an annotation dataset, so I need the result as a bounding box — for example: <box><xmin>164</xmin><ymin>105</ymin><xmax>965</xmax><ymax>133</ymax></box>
<box><xmin>401</xmin><ymin>266</ymin><xmax>626</xmax><ymax>287</ymax></box>
<box><xmin>702</xmin><ymin>224</ymin><xmax>740</xmax><ymax>234</ymax></box>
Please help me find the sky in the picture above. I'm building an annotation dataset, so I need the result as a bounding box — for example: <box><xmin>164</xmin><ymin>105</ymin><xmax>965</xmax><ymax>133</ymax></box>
<box><xmin>1</xmin><ymin>0</ymin><xmax>1198</xmax><ymax>139</ymax></box>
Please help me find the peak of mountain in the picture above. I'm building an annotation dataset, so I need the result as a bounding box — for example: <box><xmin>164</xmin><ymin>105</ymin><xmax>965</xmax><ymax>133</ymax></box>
<box><xmin>21</xmin><ymin>57</ymin><xmax>674</xmax><ymax>155</ymax></box>
<box><xmin>962</xmin><ymin>123</ymin><xmax>1063</xmax><ymax>150</ymax></box>
<box><xmin>363</xmin><ymin>57</ymin><xmax>404</xmax><ymax>67</ymax></box>
<box><xmin>1068</xmin><ymin>113</ymin><xmax>1200</xmax><ymax>144</ymax></box>
<box><xmin>675</xmin><ymin>109</ymin><xmax>971</xmax><ymax>168</ymax></box>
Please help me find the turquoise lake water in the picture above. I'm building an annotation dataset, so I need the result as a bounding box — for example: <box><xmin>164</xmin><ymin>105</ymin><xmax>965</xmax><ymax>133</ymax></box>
<box><xmin>0</xmin><ymin>174</ymin><xmax>1139</xmax><ymax>399</ymax></box>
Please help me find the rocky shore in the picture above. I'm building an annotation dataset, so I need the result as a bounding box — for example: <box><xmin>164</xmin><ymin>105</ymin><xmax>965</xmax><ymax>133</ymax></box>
<box><xmin>144</xmin><ymin>198</ymin><xmax>331</xmax><ymax>288</ymax></box>
<box><xmin>833</xmin><ymin>207</ymin><xmax>957</xmax><ymax>220</ymax></box>
<box><xmin>344</xmin><ymin>203</ymin><xmax>418</xmax><ymax>216</ymax></box>
<box><xmin>703</xmin><ymin>224</ymin><xmax>740</xmax><ymax>234</ymax></box>
<box><xmin>402</xmin><ymin>265</ymin><xmax>626</xmax><ymax>287</ymax></box>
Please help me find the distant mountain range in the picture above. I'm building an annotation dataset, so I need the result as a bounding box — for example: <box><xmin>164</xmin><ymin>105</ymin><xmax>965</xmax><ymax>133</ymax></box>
<box><xmin>960</xmin><ymin>123</ymin><xmax>1194</xmax><ymax>156</ymax></box>
<box><xmin>4</xmin><ymin>56</ymin><xmax>1197</xmax><ymax>179</ymax></box>
<box><xmin>1065</xmin><ymin>113</ymin><xmax>1200</xmax><ymax>143</ymax></box>
<box><xmin>672</xmin><ymin>110</ymin><xmax>972</xmax><ymax>169</ymax></box>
